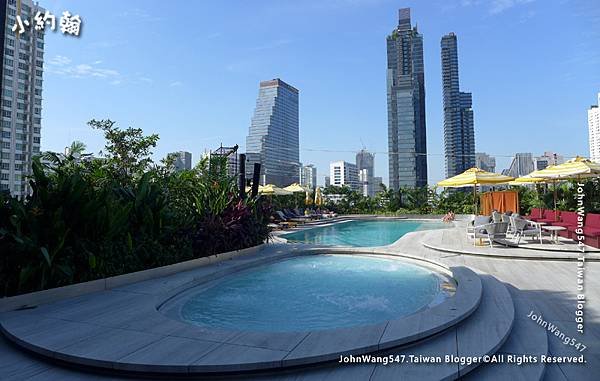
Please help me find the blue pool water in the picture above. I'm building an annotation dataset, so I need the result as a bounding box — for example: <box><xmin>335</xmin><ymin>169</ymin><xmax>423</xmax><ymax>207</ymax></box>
<box><xmin>180</xmin><ymin>255</ymin><xmax>446</xmax><ymax>332</ymax></box>
<box><xmin>281</xmin><ymin>219</ymin><xmax>447</xmax><ymax>247</ymax></box>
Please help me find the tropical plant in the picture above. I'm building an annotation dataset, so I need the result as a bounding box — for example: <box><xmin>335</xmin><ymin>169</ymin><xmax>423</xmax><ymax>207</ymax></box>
<box><xmin>0</xmin><ymin>120</ymin><xmax>271</xmax><ymax>297</ymax></box>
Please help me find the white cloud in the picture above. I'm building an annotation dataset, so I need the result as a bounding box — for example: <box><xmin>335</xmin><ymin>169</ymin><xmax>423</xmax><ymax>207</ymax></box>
<box><xmin>47</xmin><ymin>55</ymin><xmax>156</xmax><ymax>86</ymax></box>
<box><xmin>117</xmin><ymin>8</ymin><xmax>161</xmax><ymax>22</ymax></box>
<box><xmin>46</xmin><ymin>54</ymin><xmax>121</xmax><ymax>82</ymax></box>
<box><xmin>66</xmin><ymin>64</ymin><xmax>119</xmax><ymax>78</ymax></box>
<box><xmin>489</xmin><ymin>0</ymin><xmax>535</xmax><ymax>15</ymax></box>
<box><xmin>47</xmin><ymin>55</ymin><xmax>72</xmax><ymax>66</ymax></box>
<box><xmin>169</xmin><ymin>81</ymin><xmax>183</xmax><ymax>87</ymax></box>
<box><xmin>458</xmin><ymin>0</ymin><xmax>535</xmax><ymax>15</ymax></box>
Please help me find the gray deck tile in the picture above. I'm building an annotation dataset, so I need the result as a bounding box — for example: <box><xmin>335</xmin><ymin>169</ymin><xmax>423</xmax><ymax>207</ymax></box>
<box><xmin>0</xmin><ymin>336</ymin><xmax>53</xmax><ymax>380</ymax></box>
<box><xmin>542</xmin><ymin>363</ymin><xmax>569</xmax><ymax>381</ymax></box>
<box><xmin>18</xmin><ymin>319</ymin><xmax>107</xmax><ymax>357</ymax></box>
<box><xmin>283</xmin><ymin>323</ymin><xmax>387</xmax><ymax>366</ymax></box>
<box><xmin>191</xmin><ymin>342</ymin><xmax>289</xmax><ymax>372</ymax></box>
<box><xmin>456</xmin><ymin>276</ymin><xmax>514</xmax><ymax>376</ymax></box>
<box><xmin>226</xmin><ymin>330</ymin><xmax>310</xmax><ymax>352</ymax></box>
<box><xmin>116</xmin><ymin>335</ymin><xmax>221</xmax><ymax>373</ymax></box>
<box><xmin>371</xmin><ymin>329</ymin><xmax>459</xmax><ymax>381</ymax></box>
<box><xmin>56</xmin><ymin>327</ymin><xmax>165</xmax><ymax>367</ymax></box>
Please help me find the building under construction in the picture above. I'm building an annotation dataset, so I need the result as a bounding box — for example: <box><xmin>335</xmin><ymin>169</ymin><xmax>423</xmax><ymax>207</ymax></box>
<box><xmin>211</xmin><ymin>144</ymin><xmax>239</xmax><ymax>178</ymax></box>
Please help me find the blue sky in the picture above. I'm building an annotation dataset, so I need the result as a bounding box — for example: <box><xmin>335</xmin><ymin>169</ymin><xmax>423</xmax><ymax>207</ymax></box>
<box><xmin>40</xmin><ymin>0</ymin><xmax>599</xmax><ymax>185</ymax></box>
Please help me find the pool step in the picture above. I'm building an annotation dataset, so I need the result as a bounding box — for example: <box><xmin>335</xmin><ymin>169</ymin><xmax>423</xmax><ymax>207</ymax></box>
<box><xmin>370</xmin><ymin>274</ymin><xmax>515</xmax><ymax>380</ymax></box>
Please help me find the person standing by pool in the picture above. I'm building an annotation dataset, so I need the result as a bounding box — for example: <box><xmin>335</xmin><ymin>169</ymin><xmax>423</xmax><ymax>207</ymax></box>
<box><xmin>442</xmin><ymin>211</ymin><xmax>455</xmax><ymax>222</ymax></box>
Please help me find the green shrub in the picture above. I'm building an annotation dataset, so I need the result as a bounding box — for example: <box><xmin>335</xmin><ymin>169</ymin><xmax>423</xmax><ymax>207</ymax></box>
<box><xmin>0</xmin><ymin>121</ymin><xmax>270</xmax><ymax>297</ymax></box>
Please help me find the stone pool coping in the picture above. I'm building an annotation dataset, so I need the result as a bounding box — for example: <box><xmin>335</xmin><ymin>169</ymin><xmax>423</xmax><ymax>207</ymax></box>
<box><xmin>0</xmin><ymin>245</ymin><xmax>481</xmax><ymax>375</ymax></box>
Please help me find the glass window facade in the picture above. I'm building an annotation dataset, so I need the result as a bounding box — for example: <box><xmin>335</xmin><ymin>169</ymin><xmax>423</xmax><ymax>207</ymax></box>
<box><xmin>386</xmin><ymin>8</ymin><xmax>428</xmax><ymax>190</ymax></box>
<box><xmin>441</xmin><ymin>33</ymin><xmax>475</xmax><ymax>178</ymax></box>
<box><xmin>245</xmin><ymin>79</ymin><xmax>300</xmax><ymax>187</ymax></box>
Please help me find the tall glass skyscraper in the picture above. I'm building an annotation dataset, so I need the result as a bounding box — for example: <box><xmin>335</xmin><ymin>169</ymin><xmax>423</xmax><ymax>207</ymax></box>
<box><xmin>246</xmin><ymin>78</ymin><xmax>299</xmax><ymax>187</ymax></box>
<box><xmin>386</xmin><ymin>8</ymin><xmax>427</xmax><ymax>190</ymax></box>
<box><xmin>441</xmin><ymin>32</ymin><xmax>475</xmax><ymax>178</ymax></box>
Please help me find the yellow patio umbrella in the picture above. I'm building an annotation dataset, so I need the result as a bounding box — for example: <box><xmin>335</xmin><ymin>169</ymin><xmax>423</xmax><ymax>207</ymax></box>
<box><xmin>305</xmin><ymin>189</ymin><xmax>313</xmax><ymax>206</ymax></box>
<box><xmin>437</xmin><ymin>167</ymin><xmax>514</xmax><ymax>214</ymax></box>
<box><xmin>509</xmin><ymin>173</ymin><xmax>556</xmax><ymax>213</ymax></box>
<box><xmin>525</xmin><ymin>157</ymin><xmax>600</xmax><ymax>217</ymax></box>
<box><xmin>530</xmin><ymin>156</ymin><xmax>600</xmax><ymax>180</ymax></box>
<box><xmin>314</xmin><ymin>187</ymin><xmax>323</xmax><ymax>207</ymax></box>
<box><xmin>257</xmin><ymin>184</ymin><xmax>293</xmax><ymax>196</ymax></box>
<box><xmin>508</xmin><ymin>175</ymin><xmax>547</xmax><ymax>185</ymax></box>
<box><xmin>283</xmin><ymin>183</ymin><xmax>309</xmax><ymax>193</ymax></box>
<box><xmin>512</xmin><ymin>167</ymin><xmax>561</xmax><ymax>213</ymax></box>
<box><xmin>284</xmin><ymin>183</ymin><xmax>309</xmax><ymax>208</ymax></box>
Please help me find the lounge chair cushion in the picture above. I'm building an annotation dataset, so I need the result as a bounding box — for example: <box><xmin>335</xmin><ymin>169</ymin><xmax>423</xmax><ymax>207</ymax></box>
<box><xmin>552</xmin><ymin>222</ymin><xmax>577</xmax><ymax>229</ymax></box>
<box><xmin>585</xmin><ymin>213</ymin><xmax>600</xmax><ymax>228</ymax></box>
<box><xmin>583</xmin><ymin>227</ymin><xmax>600</xmax><ymax>237</ymax></box>
<box><xmin>492</xmin><ymin>211</ymin><xmax>502</xmax><ymax>223</ymax></box>
<box><xmin>474</xmin><ymin>216</ymin><xmax>491</xmax><ymax>226</ymax></box>
<box><xmin>558</xmin><ymin>211</ymin><xmax>578</xmax><ymax>226</ymax></box>
<box><xmin>526</xmin><ymin>208</ymin><xmax>542</xmax><ymax>220</ymax></box>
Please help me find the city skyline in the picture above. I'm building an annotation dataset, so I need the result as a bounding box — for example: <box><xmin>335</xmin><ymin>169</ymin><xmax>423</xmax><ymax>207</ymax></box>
<box><xmin>35</xmin><ymin>0</ymin><xmax>599</xmax><ymax>186</ymax></box>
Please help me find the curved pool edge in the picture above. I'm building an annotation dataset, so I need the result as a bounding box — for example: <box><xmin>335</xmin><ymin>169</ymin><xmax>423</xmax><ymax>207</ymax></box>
<box><xmin>153</xmin><ymin>249</ymin><xmax>482</xmax><ymax>371</ymax></box>
<box><xmin>273</xmin><ymin>217</ymin><xmax>454</xmax><ymax>247</ymax></box>
<box><xmin>0</xmin><ymin>248</ymin><xmax>482</xmax><ymax>375</ymax></box>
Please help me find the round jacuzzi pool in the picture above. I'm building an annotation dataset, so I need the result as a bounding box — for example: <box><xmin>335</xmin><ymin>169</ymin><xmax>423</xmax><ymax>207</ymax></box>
<box><xmin>168</xmin><ymin>255</ymin><xmax>454</xmax><ymax>332</ymax></box>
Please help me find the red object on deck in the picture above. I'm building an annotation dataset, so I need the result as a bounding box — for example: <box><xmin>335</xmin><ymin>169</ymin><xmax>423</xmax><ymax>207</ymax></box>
<box><xmin>537</xmin><ymin>210</ymin><xmax>560</xmax><ymax>224</ymax></box>
<box><xmin>526</xmin><ymin>208</ymin><xmax>544</xmax><ymax>221</ymax></box>
<box><xmin>581</xmin><ymin>213</ymin><xmax>600</xmax><ymax>248</ymax></box>
<box><xmin>551</xmin><ymin>211</ymin><xmax>579</xmax><ymax>239</ymax></box>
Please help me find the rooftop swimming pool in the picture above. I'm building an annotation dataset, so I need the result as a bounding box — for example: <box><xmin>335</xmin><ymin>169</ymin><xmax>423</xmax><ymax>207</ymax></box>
<box><xmin>173</xmin><ymin>255</ymin><xmax>452</xmax><ymax>332</ymax></box>
<box><xmin>281</xmin><ymin>219</ymin><xmax>448</xmax><ymax>247</ymax></box>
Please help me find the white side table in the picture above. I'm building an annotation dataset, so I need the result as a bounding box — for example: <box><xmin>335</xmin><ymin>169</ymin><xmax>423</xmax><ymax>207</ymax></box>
<box><xmin>542</xmin><ymin>226</ymin><xmax>566</xmax><ymax>244</ymax></box>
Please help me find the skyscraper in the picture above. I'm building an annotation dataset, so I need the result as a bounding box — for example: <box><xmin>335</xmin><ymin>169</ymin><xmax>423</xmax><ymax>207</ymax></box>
<box><xmin>300</xmin><ymin>164</ymin><xmax>317</xmax><ymax>189</ymax></box>
<box><xmin>0</xmin><ymin>0</ymin><xmax>45</xmax><ymax>196</ymax></box>
<box><xmin>170</xmin><ymin>151</ymin><xmax>191</xmax><ymax>171</ymax></box>
<box><xmin>356</xmin><ymin>149</ymin><xmax>374</xmax><ymax>177</ymax></box>
<box><xmin>441</xmin><ymin>32</ymin><xmax>475</xmax><ymax>178</ymax></box>
<box><xmin>475</xmin><ymin>152</ymin><xmax>496</xmax><ymax>173</ymax></box>
<box><xmin>503</xmin><ymin>153</ymin><xmax>534</xmax><ymax>178</ymax></box>
<box><xmin>356</xmin><ymin>149</ymin><xmax>375</xmax><ymax>196</ymax></box>
<box><xmin>386</xmin><ymin>8</ymin><xmax>427</xmax><ymax>190</ymax></box>
<box><xmin>589</xmin><ymin>93</ymin><xmax>600</xmax><ymax>162</ymax></box>
<box><xmin>330</xmin><ymin>161</ymin><xmax>359</xmax><ymax>191</ymax></box>
<box><xmin>372</xmin><ymin>176</ymin><xmax>384</xmax><ymax>194</ymax></box>
<box><xmin>246</xmin><ymin>78</ymin><xmax>299</xmax><ymax>187</ymax></box>
<box><xmin>535</xmin><ymin>151</ymin><xmax>564</xmax><ymax>170</ymax></box>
